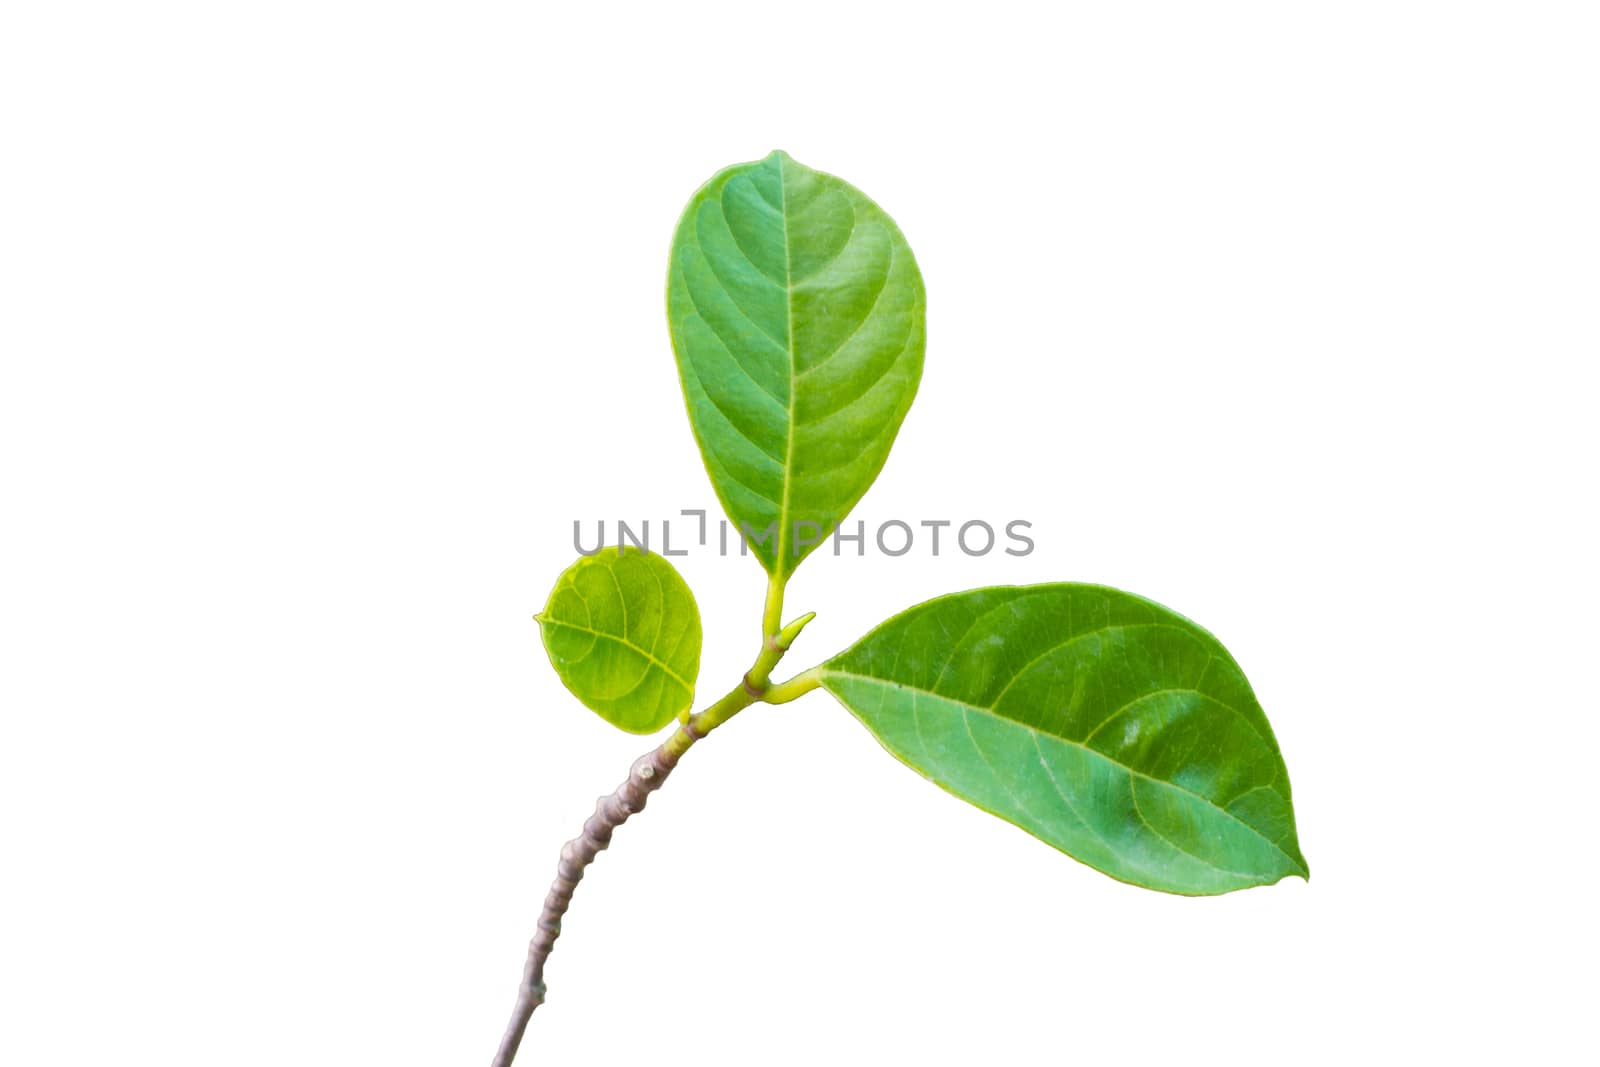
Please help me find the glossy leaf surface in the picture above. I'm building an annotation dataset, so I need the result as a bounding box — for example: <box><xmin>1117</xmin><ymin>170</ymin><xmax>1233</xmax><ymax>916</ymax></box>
<box><xmin>537</xmin><ymin>548</ymin><xmax>701</xmax><ymax>734</ymax></box>
<box><xmin>667</xmin><ymin>151</ymin><xmax>925</xmax><ymax>578</ymax></box>
<box><xmin>820</xmin><ymin>584</ymin><xmax>1307</xmax><ymax>895</ymax></box>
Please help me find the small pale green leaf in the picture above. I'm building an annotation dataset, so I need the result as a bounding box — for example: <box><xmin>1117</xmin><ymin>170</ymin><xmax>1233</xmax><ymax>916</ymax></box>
<box><xmin>537</xmin><ymin>548</ymin><xmax>702</xmax><ymax>734</ymax></box>
<box><xmin>667</xmin><ymin>151</ymin><xmax>926</xmax><ymax>579</ymax></box>
<box><xmin>820</xmin><ymin>584</ymin><xmax>1308</xmax><ymax>895</ymax></box>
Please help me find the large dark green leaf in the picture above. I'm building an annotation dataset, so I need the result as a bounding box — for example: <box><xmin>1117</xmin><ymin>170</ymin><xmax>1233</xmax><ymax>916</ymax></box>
<box><xmin>820</xmin><ymin>584</ymin><xmax>1307</xmax><ymax>895</ymax></box>
<box><xmin>536</xmin><ymin>548</ymin><xmax>702</xmax><ymax>734</ymax></box>
<box><xmin>667</xmin><ymin>151</ymin><xmax>925</xmax><ymax>578</ymax></box>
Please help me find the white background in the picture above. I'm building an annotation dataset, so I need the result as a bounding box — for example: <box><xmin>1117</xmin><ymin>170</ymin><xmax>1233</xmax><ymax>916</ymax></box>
<box><xmin>3</xmin><ymin>3</ymin><xmax>1596</xmax><ymax>1064</ymax></box>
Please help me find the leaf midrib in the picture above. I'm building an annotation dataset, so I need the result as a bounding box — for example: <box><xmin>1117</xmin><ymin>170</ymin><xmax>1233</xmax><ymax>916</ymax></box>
<box><xmin>540</xmin><ymin>617</ymin><xmax>694</xmax><ymax>694</ymax></box>
<box><xmin>775</xmin><ymin>155</ymin><xmax>798</xmax><ymax>574</ymax></box>
<box><xmin>818</xmin><ymin>669</ymin><xmax>1305</xmax><ymax>875</ymax></box>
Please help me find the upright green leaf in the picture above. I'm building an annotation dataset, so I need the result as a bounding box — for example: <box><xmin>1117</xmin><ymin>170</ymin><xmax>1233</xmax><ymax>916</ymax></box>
<box><xmin>537</xmin><ymin>548</ymin><xmax>702</xmax><ymax>734</ymax></box>
<box><xmin>820</xmin><ymin>584</ymin><xmax>1307</xmax><ymax>895</ymax></box>
<box><xmin>667</xmin><ymin>151</ymin><xmax>925</xmax><ymax>579</ymax></box>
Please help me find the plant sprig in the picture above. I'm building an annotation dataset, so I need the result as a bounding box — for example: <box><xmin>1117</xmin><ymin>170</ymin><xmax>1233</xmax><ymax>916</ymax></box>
<box><xmin>490</xmin><ymin>151</ymin><xmax>1306</xmax><ymax>1066</ymax></box>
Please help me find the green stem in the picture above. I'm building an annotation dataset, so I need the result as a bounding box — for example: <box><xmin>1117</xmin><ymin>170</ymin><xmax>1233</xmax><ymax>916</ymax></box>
<box><xmin>668</xmin><ymin>681</ymin><xmax>756</xmax><ymax>757</ymax></box>
<box><xmin>760</xmin><ymin>574</ymin><xmax>786</xmax><ymax>640</ymax></box>
<box><xmin>764</xmin><ymin>666</ymin><xmax>821</xmax><ymax>704</ymax></box>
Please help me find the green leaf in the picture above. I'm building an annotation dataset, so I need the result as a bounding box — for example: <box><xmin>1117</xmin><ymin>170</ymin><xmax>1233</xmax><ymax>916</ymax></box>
<box><xmin>819</xmin><ymin>584</ymin><xmax>1308</xmax><ymax>895</ymax></box>
<box><xmin>536</xmin><ymin>548</ymin><xmax>702</xmax><ymax>734</ymax></box>
<box><xmin>667</xmin><ymin>151</ymin><xmax>926</xmax><ymax>579</ymax></box>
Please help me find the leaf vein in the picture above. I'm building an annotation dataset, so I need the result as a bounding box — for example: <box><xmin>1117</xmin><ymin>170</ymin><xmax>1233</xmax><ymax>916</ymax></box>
<box><xmin>540</xmin><ymin>617</ymin><xmax>695</xmax><ymax>694</ymax></box>
<box><xmin>823</xmin><ymin>670</ymin><xmax>1304</xmax><ymax>875</ymax></box>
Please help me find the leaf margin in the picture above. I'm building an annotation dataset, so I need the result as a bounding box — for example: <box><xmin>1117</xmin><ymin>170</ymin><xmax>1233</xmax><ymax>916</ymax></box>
<box><xmin>665</xmin><ymin>149</ymin><xmax>927</xmax><ymax>580</ymax></box>
<box><xmin>817</xmin><ymin>581</ymin><xmax>1309</xmax><ymax>896</ymax></box>
<box><xmin>536</xmin><ymin>546</ymin><xmax>704</xmax><ymax>736</ymax></box>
